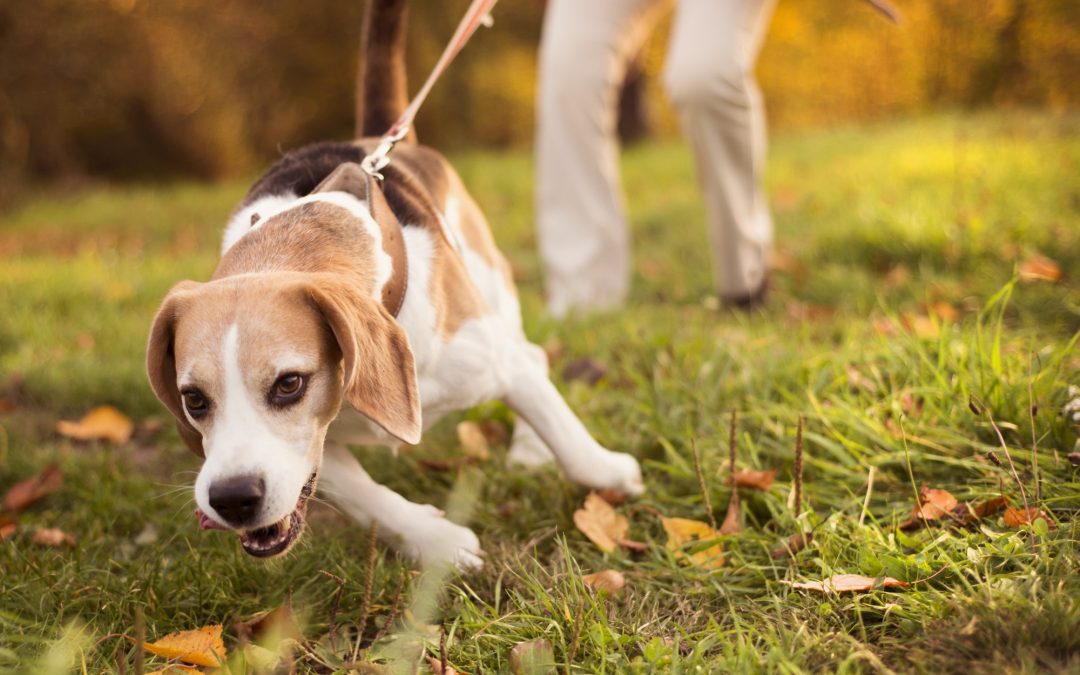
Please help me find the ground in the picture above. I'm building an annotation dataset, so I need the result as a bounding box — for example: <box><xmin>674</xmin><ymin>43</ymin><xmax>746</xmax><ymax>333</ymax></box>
<box><xmin>0</xmin><ymin>113</ymin><xmax>1078</xmax><ymax>674</ymax></box>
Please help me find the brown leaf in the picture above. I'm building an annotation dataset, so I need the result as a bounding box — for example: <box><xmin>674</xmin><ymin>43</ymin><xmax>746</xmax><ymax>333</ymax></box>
<box><xmin>573</xmin><ymin>493</ymin><xmax>628</xmax><ymax>553</ymax></box>
<box><xmin>1019</xmin><ymin>253</ymin><xmax>1062</xmax><ymax>283</ymax></box>
<box><xmin>509</xmin><ymin>639</ymin><xmax>555</xmax><ymax>675</ymax></box>
<box><xmin>234</xmin><ymin>605</ymin><xmax>301</xmax><ymax>644</ymax></box>
<box><xmin>929</xmin><ymin>301</ymin><xmax>959</xmax><ymax>322</ymax></box>
<box><xmin>456</xmin><ymin>421</ymin><xmax>490</xmax><ymax>461</ymax></box>
<box><xmin>0</xmin><ymin>514</ymin><xmax>16</xmax><ymax>540</ymax></box>
<box><xmin>884</xmin><ymin>264</ymin><xmax>911</xmax><ymax>287</ymax></box>
<box><xmin>1003</xmin><ymin>506</ymin><xmax>1056</xmax><ymax>530</ymax></box>
<box><xmin>561</xmin><ymin>358</ymin><xmax>607</xmax><ymax>386</ymax></box>
<box><xmin>56</xmin><ymin>406</ymin><xmax>134</xmax><ymax>444</ymax></box>
<box><xmin>661</xmin><ymin>517</ymin><xmax>724</xmax><ymax>569</ymax></box>
<box><xmin>478</xmin><ymin>419</ymin><xmax>509</xmax><ymax>446</ymax></box>
<box><xmin>728</xmin><ymin>468</ymin><xmax>777</xmax><ymax>491</ymax></box>
<box><xmin>3</xmin><ymin>463</ymin><xmax>62</xmax><ymax>513</ymax></box>
<box><xmin>582</xmin><ymin>569</ymin><xmax>626</xmax><ymax>595</ymax></box>
<box><xmin>142</xmin><ymin>624</ymin><xmax>226</xmax><ymax>668</ymax></box>
<box><xmin>31</xmin><ymin>527</ymin><xmax>75</xmax><ymax>547</ymax></box>
<box><xmin>0</xmin><ymin>397</ymin><xmax>13</xmax><ymax>413</ymax></box>
<box><xmin>596</xmin><ymin>489</ymin><xmax>627</xmax><ymax>506</ymax></box>
<box><xmin>770</xmin><ymin>532</ymin><xmax>813</xmax><ymax>559</ymax></box>
<box><xmin>719</xmin><ymin>493</ymin><xmax>741</xmax><ymax>535</ymax></box>
<box><xmin>616</xmin><ymin>538</ymin><xmax>648</xmax><ymax>553</ymax></box>
<box><xmin>1067</xmin><ymin>452</ymin><xmax>1080</xmax><ymax>467</ymax></box>
<box><xmin>951</xmin><ymin>496</ymin><xmax>1010</xmax><ymax>526</ymax></box>
<box><xmin>900</xmin><ymin>314</ymin><xmax>940</xmax><ymax>340</ymax></box>
<box><xmin>144</xmin><ymin>667</ymin><xmax>201</xmax><ymax>675</ymax></box>
<box><xmin>899</xmin><ymin>486</ymin><xmax>958</xmax><ymax>531</ymax></box>
<box><xmin>783</xmin><ymin>574</ymin><xmax>909</xmax><ymax>593</ymax></box>
<box><xmin>427</xmin><ymin>656</ymin><xmax>460</xmax><ymax>675</ymax></box>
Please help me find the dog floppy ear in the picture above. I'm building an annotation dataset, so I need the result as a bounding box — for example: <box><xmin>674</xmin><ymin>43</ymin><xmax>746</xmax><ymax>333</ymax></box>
<box><xmin>305</xmin><ymin>278</ymin><xmax>421</xmax><ymax>445</ymax></box>
<box><xmin>146</xmin><ymin>281</ymin><xmax>205</xmax><ymax>456</ymax></box>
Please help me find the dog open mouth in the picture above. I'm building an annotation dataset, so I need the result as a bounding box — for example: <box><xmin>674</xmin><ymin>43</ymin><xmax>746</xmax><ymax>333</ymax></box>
<box><xmin>197</xmin><ymin>472</ymin><xmax>317</xmax><ymax>559</ymax></box>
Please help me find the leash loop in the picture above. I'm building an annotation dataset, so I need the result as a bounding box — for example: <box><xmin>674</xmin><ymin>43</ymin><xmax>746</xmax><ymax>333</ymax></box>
<box><xmin>361</xmin><ymin>0</ymin><xmax>499</xmax><ymax>178</ymax></box>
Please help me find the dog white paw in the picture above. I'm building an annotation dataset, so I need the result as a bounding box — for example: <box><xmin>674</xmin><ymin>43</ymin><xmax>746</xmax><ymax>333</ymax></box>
<box><xmin>577</xmin><ymin>450</ymin><xmax>645</xmax><ymax>497</ymax></box>
<box><xmin>398</xmin><ymin>512</ymin><xmax>484</xmax><ymax>572</ymax></box>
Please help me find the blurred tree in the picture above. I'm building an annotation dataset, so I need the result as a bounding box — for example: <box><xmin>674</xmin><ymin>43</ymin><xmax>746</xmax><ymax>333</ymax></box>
<box><xmin>0</xmin><ymin>0</ymin><xmax>1076</xmax><ymax>199</ymax></box>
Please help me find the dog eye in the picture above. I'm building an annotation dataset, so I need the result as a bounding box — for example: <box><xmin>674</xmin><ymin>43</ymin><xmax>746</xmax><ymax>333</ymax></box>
<box><xmin>181</xmin><ymin>389</ymin><xmax>210</xmax><ymax>419</ymax></box>
<box><xmin>270</xmin><ymin>373</ymin><xmax>307</xmax><ymax>407</ymax></box>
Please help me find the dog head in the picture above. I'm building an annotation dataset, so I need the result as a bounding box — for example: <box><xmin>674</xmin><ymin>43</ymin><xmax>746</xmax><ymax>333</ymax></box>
<box><xmin>146</xmin><ymin>173</ymin><xmax>419</xmax><ymax>558</ymax></box>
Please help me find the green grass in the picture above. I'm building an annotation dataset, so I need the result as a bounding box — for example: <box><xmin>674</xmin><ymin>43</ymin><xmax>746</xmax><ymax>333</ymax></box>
<box><xmin>1</xmin><ymin>112</ymin><xmax>1078</xmax><ymax>674</ymax></box>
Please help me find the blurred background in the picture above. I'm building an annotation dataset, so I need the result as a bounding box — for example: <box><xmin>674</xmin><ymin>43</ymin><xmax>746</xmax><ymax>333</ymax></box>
<box><xmin>1</xmin><ymin>0</ymin><xmax>1076</xmax><ymax>203</ymax></box>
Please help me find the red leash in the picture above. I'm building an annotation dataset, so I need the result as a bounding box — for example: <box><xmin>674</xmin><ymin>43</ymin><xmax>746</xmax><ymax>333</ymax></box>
<box><xmin>362</xmin><ymin>0</ymin><xmax>500</xmax><ymax>177</ymax></box>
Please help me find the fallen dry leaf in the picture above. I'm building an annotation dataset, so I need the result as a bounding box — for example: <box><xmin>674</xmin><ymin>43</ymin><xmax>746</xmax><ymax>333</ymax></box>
<box><xmin>573</xmin><ymin>493</ymin><xmax>629</xmax><ymax>553</ymax></box>
<box><xmin>0</xmin><ymin>514</ymin><xmax>16</xmax><ymax>540</ymax></box>
<box><xmin>661</xmin><ymin>517</ymin><xmax>724</xmax><ymax>569</ymax></box>
<box><xmin>901</xmin><ymin>314</ymin><xmax>940</xmax><ymax>340</ymax></box>
<box><xmin>3</xmin><ymin>463</ymin><xmax>62</xmax><ymax>513</ymax></box>
<box><xmin>509</xmin><ymin>639</ymin><xmax>555</xmax><ymax>675</ymax></box>
<box><xmin>929</xmin><ymin>301</ymin><xmax>959</xmax><ymax>322</ymax></box>
<box><xmin>478</xmin><ymin>419</ymin><xmax>509</xmax><ymax>446</ymax></box>
<box><xmin>31</xmin><ymin>527</ymin><xmax>75</xmax><ymax>547</ymax></box>
<box><xmin>783</xmin><ymin>574</ymin><xmax>909</xmax><ymax>593</ymax></box>
<box><xmin>1019</xmin><ymin>253</ymin><xmax>1062</xmax><ymax>284</ymax></box>
<box><xmin>616</xmin><ymin>537</ymin><xmax>649</xmax><ymax>553</ymax></box>
<box><xmin>582</xmin><ymin>569</ymin><xmax>626</xmax><ymax>595</ymax></box>
<box><xmin>144</xmin><ymin>667</ymin><xmax>201</xmax><ymax>675</ymax></box>
<box><xmin>596</xmin><ymin>488</ymin><xmax>628</xmax><ymax>506</ymax></box>
<box><xmin>728</xmin><ymin>468</ymin><xmax>777</xmax><ymax>491</ymax></box>
<box><xmin>1003</xmin><ymin>506</ymin><xmax>1056</xmax><ymax>530</ymax></box>
<box><xmin>142</xmin><ymin>624</ymin><xmax>226</xmax><ymax>668</ymax></box>
<box><xmin>456</xmin><ymin>421</ymin><xmax>490</xmax><ymax>461</ymax></box>
<box><xmin>0</xmin><ymin>397</ymin><xmax>13</xmax><ymax>413</ymax></box>
<box><xmin>899</xmin><ymin>486</ymin><xmax>958</xmax><ymax>531</ymax></box>
<box><xmin>770</xmin><ymin>532</ymin><xmax>813</xmax><ymax>559</ymax></box>
<box><xmin>951</xmin><ymin>496</ymin><xmax>1009</xmax><ymax>527</ymax></box>
<box><xmin>234</xmin><ymin>605</ymin><xmax>301</xmax><ymax>644</ymax></box>
<box><xmin>719</xmin><ymin>493</ymin><xmax>741</xmax><ymax>535</ymax></box>
<box><xmin>56</xmin><ymin>406</ymin><xmax>134</xmax><ymax>444</ymax></box>
<box><xmin>561</xmin><ymin>358</ymin><xmax>607</xmax><ymax>386</ymax></box>
<box><xmin>427</xmin><ymin>656</ymin><xmax>460</xmax><ymax>675</ymax></box>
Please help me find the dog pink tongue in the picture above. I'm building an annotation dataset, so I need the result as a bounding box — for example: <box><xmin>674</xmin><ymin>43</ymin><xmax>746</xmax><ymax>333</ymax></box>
<box><xmin>195</xmin><ymin>508</ymin><xmax>228</xmax><ymax>531</ymax></box>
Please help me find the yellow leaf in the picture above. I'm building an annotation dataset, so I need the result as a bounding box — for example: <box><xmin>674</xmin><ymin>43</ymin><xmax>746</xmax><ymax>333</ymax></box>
<box><xmin>573</xmin><ymin>493</ymin><xmax>628</xmax><ymax>553</ymax></box>
<box><xmin>661</xmin><ymin>517</ymin><xmax>724</xmax><ymax>569</ymax></box>
<box><xmin>581</xmin><ymin>569</ymin><xmax>626</xmax><ymax>595</ymax></box>
<box><xmin>782</xmin><ymin>574</ymin><xmax>909</xmax><ymax>593</ymax></box>
<box><xmin>143</xmin><ymin>624</ymin><xmax>226</xmax><ymax>667</ymax></box>
<box><xmin>456</xmin><ymin>421</ymin><xmax>490</xmax><ymax>461</ymax></box>
<box><xmin>56</xmin><ymin>406</ymin><xmax>134</xmax><ymax>444</ymax></box>
<box><xmin>144</xmin><ymin>667</ymin><xmax>201</xmax><ymax>675</ymax></box>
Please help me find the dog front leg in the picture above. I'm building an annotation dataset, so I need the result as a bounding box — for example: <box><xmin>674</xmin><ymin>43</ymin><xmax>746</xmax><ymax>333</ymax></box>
<box><xmin>502</xmin><ymin>349</ymin><xmax>644</xmax><ymax>495</ymax></box>
<box><xmin>319</xmin><ymin>441</ymin><xmax>483</xmax><ymax>571</ymax></box>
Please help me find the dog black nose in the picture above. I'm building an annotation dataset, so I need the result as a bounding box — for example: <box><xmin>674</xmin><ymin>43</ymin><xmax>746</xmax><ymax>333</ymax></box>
<box><xmin>208</xmin><ymin>475</ymin><xmax>265</xmax><ymax>526</ymax></box>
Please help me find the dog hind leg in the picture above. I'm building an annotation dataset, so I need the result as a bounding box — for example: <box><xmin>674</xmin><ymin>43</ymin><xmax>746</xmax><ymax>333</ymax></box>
<box><xmin>502</xmin><ymin>345</ymin><xmax>643</xmax><ymax>495</ymax></box>
<box><xmin>319</xmin><ymin>441</ymin><xmax>483</xmax><ymax>570</ymax></box>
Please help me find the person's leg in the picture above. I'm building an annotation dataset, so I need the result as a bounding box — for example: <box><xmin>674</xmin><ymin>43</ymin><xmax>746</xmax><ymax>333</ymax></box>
<box><xmin>663</xmin><ymin>0</ymin><xmax>777</xmax><ymax>303</ymax></box>
<box><xmin>536</xmin><ymin>0</ymin><xmax>663</xmax><ymax>318</ymax></box>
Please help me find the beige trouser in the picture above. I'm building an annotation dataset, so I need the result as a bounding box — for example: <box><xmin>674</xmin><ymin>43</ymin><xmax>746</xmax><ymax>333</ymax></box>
<box><xmin>536</xmin><ymin>0</ymin><xmax>777</xmax><ymax>317</ymax></box>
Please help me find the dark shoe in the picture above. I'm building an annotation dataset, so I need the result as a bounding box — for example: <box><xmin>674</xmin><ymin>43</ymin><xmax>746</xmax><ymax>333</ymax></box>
<box><xmin>721</xmin><ymin>275</ymin><xmax>769</xmax><ymax>311</ymax></box>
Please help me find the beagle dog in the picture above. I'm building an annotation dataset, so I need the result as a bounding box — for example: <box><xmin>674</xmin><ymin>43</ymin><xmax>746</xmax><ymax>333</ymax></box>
<box><xmin>145</xmin><ymin>0</ymin><xmax>643</xmax><ymax>570</ymax></box>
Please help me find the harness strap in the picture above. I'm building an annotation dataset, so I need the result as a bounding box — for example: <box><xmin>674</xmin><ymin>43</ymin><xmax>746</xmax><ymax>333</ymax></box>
<box><xmin>313</xmin><ymin>163</ymin><xmax>408</xmax><ymax>317</ymax></box>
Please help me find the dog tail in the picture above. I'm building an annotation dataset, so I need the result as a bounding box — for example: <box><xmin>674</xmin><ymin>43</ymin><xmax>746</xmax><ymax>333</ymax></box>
<box><xmin>357</xmin><ymin>0</ymin><xmax>414</xmax><ymax>142</ymax></box>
